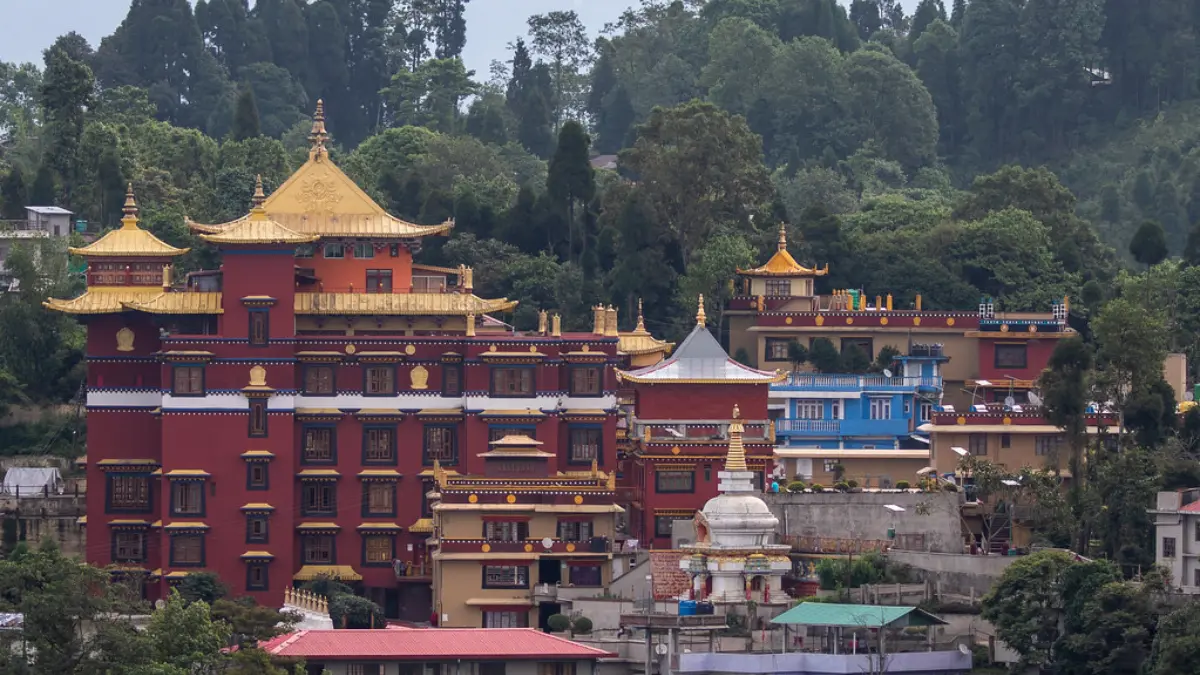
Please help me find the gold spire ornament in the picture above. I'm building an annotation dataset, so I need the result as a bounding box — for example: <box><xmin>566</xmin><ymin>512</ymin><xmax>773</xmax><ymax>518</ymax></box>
<box><xmin>252</xmin><ymin>175</ymin><xmax>266</xmax><ymax>209</ymax></box>
<box><xmin>777</xmin><ymin>222</ymin><xmax>788</xmax><ymax>251</ymax></box>
<box><xmin>725</xmin><ymin>404</ymin><xmax>747</xmax><ymax>472</ymax></box>
<box><xmin>121</xmin><ymin>183</ymin><xmax>139</xmax><ymax>229</ymax></box>
<box><xmin>635</xmin><ymin>298</ymin><xmax>647</xmax><ymax>334</ymax></box>
<box><xmin>309</xmin><ymin>99</ymin><xmax>329</xmax><ymax>156</ymax></box>
<box><xmin>697</xmin><ymin>294</ymin><xmax>706</xmax><ymax>326</ymax></box>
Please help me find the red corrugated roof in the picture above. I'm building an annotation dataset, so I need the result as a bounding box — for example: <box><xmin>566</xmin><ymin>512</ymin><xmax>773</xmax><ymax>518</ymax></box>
<box><xmin>261</xmin><ymin>628</ymin><xmax>615</xmax><ymax>660</ymax></box>
<box><xmin>1179</xmin><ymin>500</ymin><xmax>1200</xmax><ymax>513</ymax></box>
<box><xmin>650</xmin><ymin>550</ymin><xmax>691</xmax><ymax>600</ymax></box>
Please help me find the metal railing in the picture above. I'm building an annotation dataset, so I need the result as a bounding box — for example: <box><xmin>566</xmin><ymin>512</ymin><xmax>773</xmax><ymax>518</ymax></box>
<box><xmin>776</xmin><ymin>419</ymin><xmax>841</xmax><ymax>433</ymax></box>
<box><xmin>779</xmin><ymin>374</ymin><xmax>942</xmax><ymax>389</ymax></box>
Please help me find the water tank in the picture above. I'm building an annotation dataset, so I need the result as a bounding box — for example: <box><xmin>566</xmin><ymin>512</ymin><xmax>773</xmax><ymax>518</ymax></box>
<box><xmin>678</xmin><ymin>600</ymin><xmax>697</xmax><ymax>616</ymax></box>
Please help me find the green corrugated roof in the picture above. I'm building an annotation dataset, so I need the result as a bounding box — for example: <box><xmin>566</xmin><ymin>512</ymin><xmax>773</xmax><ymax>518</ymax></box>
<box><xmin>770</xmin><ymin>602</ymin><xmax>945</xmax><ymax>628</ymax></box>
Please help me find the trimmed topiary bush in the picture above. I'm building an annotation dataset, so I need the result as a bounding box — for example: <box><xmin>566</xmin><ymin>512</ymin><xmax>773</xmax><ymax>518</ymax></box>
<box><xmin>846</xmin><ymin>479</ymin><xmax>859</xmax><ymax>489</ymax></box>
<box><xmin>895</xmin><ymin>480</ymin><xmax>911</xmax><ymax>490</ymax></box>
<box><xmin>547</xmin><ymin>613</ymin><xmax>571</xmax><ymax>632</ymax></box>
<box><xmin>834</xmin><ymin>481</ymin><xmax>850</xmax><ymax>492</ymax></box>
<box><xmin>811</xmin><ymin>483</ymin><xmax>824</xmax><ymax>492</ymax></box>
<box><xmin>787</xmin><ymin>480</ymin><xmax>807</xmax><ymax>493</ymax></box>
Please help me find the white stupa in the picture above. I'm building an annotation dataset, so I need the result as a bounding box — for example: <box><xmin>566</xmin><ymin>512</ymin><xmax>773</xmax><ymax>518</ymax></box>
<box><xmin>679</xmin><ymin>405</ymin><xmax>791</xmax><ymax>605</ymax></box>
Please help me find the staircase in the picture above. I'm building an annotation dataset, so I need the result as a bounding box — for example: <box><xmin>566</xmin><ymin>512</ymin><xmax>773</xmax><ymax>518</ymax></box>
<box><xmin>988</xmin><ymin>517</ymin><xmax>1012</xmax><ymax>555</ymax></box>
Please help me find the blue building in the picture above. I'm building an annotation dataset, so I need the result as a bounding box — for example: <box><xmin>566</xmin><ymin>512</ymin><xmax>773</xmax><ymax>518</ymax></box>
<box><xmin>770</xmin><ymin>345</ymin><xmax>947</xmax><ymax>487</ymax></box>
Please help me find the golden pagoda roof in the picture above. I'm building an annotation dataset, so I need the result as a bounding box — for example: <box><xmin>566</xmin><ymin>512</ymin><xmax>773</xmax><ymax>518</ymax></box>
<box><xmin>70</xmin><ymin>185</ymin><xmax>188</xmax><ymax>258</ymax></box>
<box><xmin>43</xmin><ymin>286</ymin><xmax>163</xmax><ymax>315</ymax></box>
<box><xmin>189</xmin><ymin>101</ymin><xmax>453</xmax><ymax>241</ymax></box>
<box><xmin>619</xmin><ymin>300</ymin><xmax>674</xmax><ymax>356</ymax></box>
<box><xmin>295</xmin><ymin>292</ymin><xmax>517</xmax><ymax>316</ymax></box>
<box><xmin>122</xmin><ymin>292</ymin><xmax>224</xmax><ymax>315</ymax></box>
<box><xmin>198</xmin><ymin>176</ymin><xmax>320</xmax><ymax>245</ymax></box>
<box><xmin>737</xmin><ymin>224</ymin><xmax>827</xmax><ymax>277</ymax></box>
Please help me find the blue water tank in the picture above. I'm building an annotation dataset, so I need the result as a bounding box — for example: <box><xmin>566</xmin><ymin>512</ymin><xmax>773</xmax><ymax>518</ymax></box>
<box><xmin>679</xmin><ymin>600</ymin><xmax>697</xmax><ymax>616</ymax></box>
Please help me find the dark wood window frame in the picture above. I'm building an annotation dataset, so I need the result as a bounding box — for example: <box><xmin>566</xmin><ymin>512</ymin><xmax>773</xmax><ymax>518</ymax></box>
<box><xmin>302</xmin><ymin>534</ymin><xmax>336</xmax><ymax>564</ymax></box>
<box><xmin>246</xmin><ymin>563</ymin><xmax>269</xmax><ymax>591</ymax></box>
<box><xmin>490</xmin><ymin>366</ymin><xmax>536</xmax><ymax>397</ymax></box>
<box><xmin>248</xmin><ymin>399</ymin><xmax>268</xmax><ymax>438</ymax></box>
<box><xmin>169</xmin><ymin>481</ymin><xmax>206</xmax><ymax>517</ymax></box>
<box><xmin>246</xmin><ymin>463</ymin><xmax>269</xmax><ymax>490</ymax></box>
<box><xmin>169</xmin><ymin>533</ymin><xmax>205</xmax><ymax>567</ymax></box>
<box><xmin>764</xmin><ymin>338</ymin><xmax>791</xmax><ymax>362</ymax></box>
<box><xmin>994</xmin><ymin>343</ymin><xmax>1028</xmax><ymax>369</ymax></box>
<box><xmin>362</xmin><ymin>534</ymin><xmax>395</xmax><ymax>567</ymax></box>
<box><xmin>301</xmin><ymin>482</ymin><xmax>337</xmax><ymax>517</ymax></box>
<box><xmin>301</xmin><ymin>425</ymin><xmax>337</xmax><ymax>464</ymax></box>
<box><xmin>302</xmin><ymin>364</ymin><xmax>336</xmax><ymax>395</ymax></box>
<box><xmin>246</xmin><ymin>515</ymin><xmax>269</xmax><ymax>544</ymax></box>
<box><xmin>363</xmin><ymin>365</ymin><xmax>398</xmax><ymax>396</ymax></box>
<box><xmin>106</xmin><ymin>473</ymin><xmax>152</xmax><ymax>513</ymax></box>
<box><xmin>568</xmin><ymin>425</ymin><xmax>602</xmax><ymax>465</ymax></box>
<box><xmin>362</xmin><ymin>426</ymin><xmax>397</xmax><ymax>465</ymax></box>
<box><xmin>423</xmin><ymin>425</ymin><xmax>458</xmax><ymax>465</ymax></box>
<box><xmin>568</xmin><ymin>366</ymin><xmax>603</xmax><ymax>397</ymax></box>
<box><xmin>362</xmin><ymin>482</ymin><xmax>397</xmax><ymax>517</ymax></box>
<box><xmin>482</xmin><ymin>565</ymin><xmax>530</xmax><ymax>589</ymax></box>
<box><xmin>248</xmin><ymin>309</ymin><xmax>269</xmax><ymax>346</ymax></box>
<box><xmin>112</xmin><ymin>531</ymin><xmax>146</xmax><ymax>563</ymax></box>
<box><xmin>655</xmin><ymin>469</ymin><xmax>696</xmax><ymax>494</ymax></box>
<box><xmin>442</xmin><ymin>362</ymin><xmax>463</xmax><ymax>397</ymax></box>
<box><xmin>171</xmin><ymin>365</ymin><xmax>205</xmax><ymax>397</ymax></box>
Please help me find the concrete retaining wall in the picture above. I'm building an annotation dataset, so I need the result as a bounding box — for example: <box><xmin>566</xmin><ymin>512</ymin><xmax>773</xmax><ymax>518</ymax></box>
<box><xmin>888</xmin><ymin>549</ymin><xmax>1018</xmax><ymax>598</ymax></box>
<box><xmin>763</xmin><ymin>491</ymin><xmax>962</xmax><ymax>553</ymax></box>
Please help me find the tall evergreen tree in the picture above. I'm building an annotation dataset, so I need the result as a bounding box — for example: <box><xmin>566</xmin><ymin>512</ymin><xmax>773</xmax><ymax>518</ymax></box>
<box><xmin>29</xmin><ymin>165</ymin><xmax>56</xmax><ymax>206</ymax></box>
<box><xmin>40</xmin><ymin>45</ymin><xmax>94</xmax><ymax>208</ymax></box>
<box><xmin>1129</xmin><ymin>220</ymin><xmax>1168</xmax><ymax>267</ymax></box>
<box><xmin>586</xmin><ymin>43</ymin><xmax>635</xmax><ymax>154</ymax></box>
<box><xmin>342</xmin><ymin>0</ymin><xmax>394</xmax><ymax>145</ymax></box>
<box><xmin>507</xmin><ymin>40</ymin><xmax>555</xmax><ymax>158</ymax></box>
<box><xmin>914</xmin><ymin>20</ymin><xmax>963</xmax><ymax>153</ymax></box>
<box><xmin>305</xmin><ymin>0</ymin><xmax>351</xmax><ymax>113</ymax></box>
<box><xmin>196</xmin><ymin>0</ymin><xmax>255</xmax><ymax>72</ymax></box>
<box><xmin>432</xmin><ymin>0</ymin><xmax>470</xmax><ymax>60</ymax></box>
<box><xmin>0</xmin><ymin>170</ymin><xmax>28</xmax><ymax>220</ymax></box>
<box><xmin>950</xmin><ymin>0</ymin><xmax>966</xmax><ymax>27</ymax></box>
<box><xmin>849</xmin><ymin>0</ymin><xmax>883</xmax><ymax>41</ymax></box>
<box><xmin>547</xmin><ymin>121</ymin><xmax>596</xmax><ymax>262</ymax></box>
<box><xmin>258</xmin><ymin>0</ymin><xmax>310</xmax><ymax>74</ymax></box>
<box><xmin>909</xmin><ymin>0</ymin><xmax>947</xmax><ymax>45</ymax></box>
<box><xmin>959</xmin><ymin>0</ymin><xmax>1023</xmax><ymax>159</ymax></box>
<box><xmin>232</xmin><ymin>85</ymin><xmax>262</xmax><ymax>140</ymax></box>
<box><xmin>526</xmin><ymin>11</ymin><xmax>591</xmax><ymax>126</ymax></box>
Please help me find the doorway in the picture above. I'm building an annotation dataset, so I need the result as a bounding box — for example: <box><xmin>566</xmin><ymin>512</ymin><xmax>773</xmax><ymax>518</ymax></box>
<box><xmin>538</xmin><ymin>602</ymin><xmax>562</xmax><ymax>631</ymax></box>
<box><xmin>538</xmin><ymin>558</ymin><xmax>562</xmax><ymax>585</ymax></box>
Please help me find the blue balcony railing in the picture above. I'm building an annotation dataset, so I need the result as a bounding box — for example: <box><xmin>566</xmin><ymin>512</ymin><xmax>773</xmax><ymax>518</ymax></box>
<box><xmin>774</xmin><ymin>374</ymin><xmax>942</xmax><ymax>391</ymax></box>
<box><xmin>775</xmin><ymin>418</ymin><xmax>913</xmax><ymax>437</ymax></box>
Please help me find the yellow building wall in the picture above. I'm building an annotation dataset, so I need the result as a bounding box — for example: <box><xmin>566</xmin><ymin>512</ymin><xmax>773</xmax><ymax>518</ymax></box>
<box><xmin>931</xmin><ymin>430</ymin><xmax>1069</xmax><ymax>475</ymax></box>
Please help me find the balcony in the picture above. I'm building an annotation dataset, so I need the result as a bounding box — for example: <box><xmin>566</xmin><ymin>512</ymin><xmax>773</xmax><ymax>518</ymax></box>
<box><xmin>774</xmin><ymin>374</ymin><xmax>942</xmax><ymax>392</ymax></box>
<box><xmin>633</xmin><ymin>420</ymin><xmax>773</xmax><ymax>443</ymax></box>
<box><xmin>533</xmin><ymin>583</ymin><xmax>557</xmax><ymax>602</ymax></box>
<box><xmin>775</xmin><ymin>417</ymin><xmax>913</xmax><ymax>438</ymax></box>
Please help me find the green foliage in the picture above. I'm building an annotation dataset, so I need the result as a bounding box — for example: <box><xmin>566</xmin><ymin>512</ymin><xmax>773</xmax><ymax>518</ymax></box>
<box><xmin>177</xmin><ymin>571</ymin><xmax>228</xmax><ymax>606</ymax></box>
<box><xmin>808</xmin><ymin>338</ymin><xmax>841</xmax><ymax>373</ymax></box>
<box><xmin>572</xmin><ymin>616</ymin><xmax>593</xmax><ymax>634</ymax></box>
<box><xmin>232</xmin><ymin>85</ymin><xmax>262</xmax><ymax>141</ymax></box>
<box><xmin>546</xmin><ymin>613</ymin><xmax>571</xmax><ymax>632</ymax></box>
<box><xmin>786</xmin><ymin>480</ymin><xmax>806</xmax><ymax>492</ymax></box>
<box><xmin>814</xmin><ymin>551</ymin><xmax>898</xmax><ymax>590</ymax></box>
<box><xmin>1129</xmin><ymin>221</ymin><xmax>1168</xmax><ymax>267</ymax></box>
<box><xmin>895</xmin><ymin>480</ymin><xmax>910</xmax><ymax>489</ymax></box>
<box><xmin>981</xmin><ymin>550</ymin><xmax>1077</xmax><ymax>669</ymax></box>
<box><xmin>329</xmin><ymin>593</ymin><xmax>385</xmax><ymax>630</ymax></box>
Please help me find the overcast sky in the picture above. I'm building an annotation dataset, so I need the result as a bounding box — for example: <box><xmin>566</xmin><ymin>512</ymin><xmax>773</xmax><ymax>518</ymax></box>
<box><xmin>2</xmin><ymin>1</ymin><xmax>921</xmax><ymax>76</ymax></box>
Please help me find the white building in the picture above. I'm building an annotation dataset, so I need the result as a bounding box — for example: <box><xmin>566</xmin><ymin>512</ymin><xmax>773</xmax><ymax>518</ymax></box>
<box><xmin>1152</xmin><ymin>489</ymin><xmax>1200</xmax><ymax>591</ymax></box>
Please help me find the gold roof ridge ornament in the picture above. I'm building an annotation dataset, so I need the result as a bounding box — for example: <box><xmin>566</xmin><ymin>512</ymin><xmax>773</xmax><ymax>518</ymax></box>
<box><xmin>737</xmin><ymin>222</ymin><xmax>828</xmax><ymax>278</ymax></box>
<box><xmin>725</xmin><ymin>404</ymin><xmax>748</xmax><ymax>473</ymax></box>
<box><xmin>697</xmin><ymin>294</ymin><xmax>706</xmax><ymax>326</ymax></box>
<box><xmin>66</xmin><ymin>183</ymin><xmax>189</xmax><ymax>258</ymax></box>
<box><xmin>309</xmin><ymin>99</ymin><xmax>328</xmax><ymax>158</ymax></box>
<box><xmin>634</xmin><ymin>299</ymin><xmax>647</xmax><ymax>334</ymax></box>
<box><xmin>777</xmin><ymin>222</ymin><xmax>788</xmax><ymax>251</ymax></box>
<box><xmin>251</xmin><ymin>174</ymin><xmax>266</xmax><ymax>210</ymax></box>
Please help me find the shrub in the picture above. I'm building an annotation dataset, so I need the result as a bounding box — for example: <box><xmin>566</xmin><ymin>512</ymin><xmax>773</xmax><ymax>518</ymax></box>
<box><xmin>572</xmin><ymin>616</ymin><xmax>593</xmax><ymax>634</ymax></box>
<box><xmin>811</xmin><ymin>483</ymin><xmax>824</xmax><ymax>492</ymax></box>
<box><xmin>846</xmin><ymin>479</ymin><xmax>859</xmax><ymax>488</ymax></box>
<box><xmin>895</xmin><ymin>480</ymin><xmax>911</xmax><ymax>490</ymax></box>
<box><xmin>942</xmin><ymin>482</ymin><xmax>958</xmax><ymax>492</ymax></box>
<box><xmin>786</xmin><ymin>480</ymin><xmax>807</xmax><ymax>493</ymax></box>
<box><xmin>834</xmin><ymin>481</ymin><xmax>850</xmax><ymax>491</ymax></box>
<box><xmin>547</xmin><ymin>613</ymin><xmax>570</xmax><ymax>632</ymax></box>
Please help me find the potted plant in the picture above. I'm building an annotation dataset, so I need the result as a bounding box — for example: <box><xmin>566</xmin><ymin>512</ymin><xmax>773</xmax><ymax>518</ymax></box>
<box><xmin>547</xmin><ymin>613</ymin><xmax>571</xmax><ymax>634</ymax></box>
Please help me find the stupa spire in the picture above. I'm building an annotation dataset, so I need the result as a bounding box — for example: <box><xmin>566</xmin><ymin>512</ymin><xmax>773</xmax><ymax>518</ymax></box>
<box><xmin>696</xmin><ymin>294</ymin><xmax>706</xmax><ymax>326</ymax></box>
<box><xmin>309</xmin><ymin>99</ymin><xmax>328</xmax><ymax>156</ymax></box>
<box><xmin>725</xmin><ymin>404</ymin><xmax>747</xmax><ymax>473</ymax></box>
<box><xmin>777</xmin><ymin>222</ymin><xmax>788</xmax><ymax>251</ymax></box>
<box><xmin>121</xmin><ymin>183</ymin><xmax>139</xmax><ymax>230</ymax></box>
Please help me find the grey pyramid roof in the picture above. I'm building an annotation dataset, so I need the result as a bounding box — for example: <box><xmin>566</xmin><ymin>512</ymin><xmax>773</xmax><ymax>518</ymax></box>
<box><xmin>619</xmin><ymin>324</ymin><xmax>782</xmax><ymax>383</ymax></box>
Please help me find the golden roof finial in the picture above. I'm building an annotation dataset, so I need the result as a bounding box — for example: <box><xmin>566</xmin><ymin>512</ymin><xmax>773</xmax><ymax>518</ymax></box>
<box><xmin>696</xmin><ymin>294</ymin><xmax>706</xmax><ymax>326</ymax></box>
<box><xmin>121</xmin><ymin>183</ymin><xmax>139</xmax><ymax>229</ymax></box>
<box><xmin>252</xmin><ymin>174</ymin><xmax>266</xmax><ymax>208</ymax></box>
<box><xmin>778</xmin><ymin>223</ymin><xmax>788</xmax><ymax>251</ymax></box>
<box><xmin>725</xmin><ymin>403</ymin><xmax>747</xmax><ymax>473</ymax></box>
<box><xmin>309</xmin><ymin>99</ymin><xmax>328</xmax><ymax>156</ymax></box>
<box><xmin>634</xmin><ymin>298</ymin><xmax>647</xmax><ymax>334</ymax></box>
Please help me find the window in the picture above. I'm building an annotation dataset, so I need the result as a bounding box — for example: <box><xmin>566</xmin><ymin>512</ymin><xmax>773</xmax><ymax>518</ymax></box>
<box><xmin>538</xmin><ymin>665</ymin><xmax>576</xmax><ymax>675</ymax></box>
<box><xmin>569</xmin><ymin>427</ymin><xmax>601</xmax><ymax>464</ymax></box>
<box><xmin>113</xmin><ymin>532</ymin><xmax>145</xmax><ymax>562</ymax></box>
<box><xmin>108</xmin><ymin>474</ymin><xmax>151</xmax><ymax>512</ymax></box>
<box><xmin>569</xmin><ymin>367</ymin><xmax>602</xmax><ymax>396</ymax></box>
<box><xmin>831</xmin><ymin>400</ymin><xmax>842</xmax><ymax>419</ymax></box>
<box><xmin>172</xmin><ymin>366</ymin><xmax>204</xmax><ymax>396</ymax></box>
<box><xmin>364</xmin><ymin>366</ymin><xmax>396</xmax><ymax>395</ymax></box>
<box><xmin>442</xmin><ymin>363</ymin><xmax>462</xmax><ymax>396</ymax></box>
<box><xmin>303</xmin><ymin>535</ymin><xmax>335</xmax><ymax>564</ymax></box>
<box><xmin>171</xmin><ymin>482</ymin><xmax>204</xmax><ymax>516</ymax></box>
<box><xmin>919</xmin><ymin>402</ymin><xmax>932</xmax><ymax>421</ymax></box>
<box><xmin>570</xmin><ymin>564</ymin><xmax>603</xmax><ymax>587</ymax></box>
<box><xmin>249</xmin><ymin>400</ymin><xmax>268</xmax><ymax>438</ymax></box>
<box><xmin>1194</xmin><ymin>568</ymin><xmax>1200</xmax><ymax>588</ymax></box>
<box><xmin>765</xmin><ymin>338</ymin><xmax>790</xmax><ymax>362</ymax></box>
<box><xmin>796</xmin><ymin>400</ymin><xmax>823</xmax><ymax>419</ymax></box>
<box><xmin>303</xmin><ymin>366</ymin><xmax>335</xmax><ymax>395</ymax></box>
<box><xmin>1164</xmin><ymin>537</ymin><xmax>1177</xmax><ymax>558</ymax></box>
<box><xmin>968</xmin><ymin>433</ymin><xmax>988</xmax><ymax>456</ymax></box>
<box><xmin>420</xmin><ymin>479</ymin><xmax>436</xmax><ymax>518</ymax></box>
<box><xmin>483</xmin><ymin>520</ymin><xmax>528</xmax><ymax>542</ymax></box>
<box><xmin>302</xmin><ymin>483</ymin><xmax>336</xmax><ymax>516</ymax></box>
<box><xmin>246</xmin><ymin>516</ymin><xmax>269</xmax><ymax>544</ymax></box>
<box><xmin>364</xmin><ymin>535</ymin><xmax>393</xmax><ymax>565</ymax></box>
<box><xmin>296</xmin><ymin>244</ymin><xmax>314</xmax><ymax>258</ymax></box>
<box><xmin>823</xmin><ymin>459</ymin><xmax>838</xmax><ymax>473</ymax></box>
<box><xmin>1001</xmin><ymin>434</ymin><xmax>1011</xmax><ymax>449</ymax></box>
<box><xmin>482</xmin><ymin>565</ymin><xmax>529</xmax><ymax>588</ymax></box>
<box><xmin>347</xmin><ymin>666</ymin><xmax>382</xmax><ymax>675</ymax></box>
<box><xmin>704</xmin><ymin>464</ymin><xmax>712</xmax><ymax>482</ymax></box>
<box><xmin>765</xmin><ymin>279</ymin><xmax>791</xmax><ymax>296</ymax></box>
<box><xmin>557</xmin><ymin>520</ymin><xmax>593</xmax><ymax>542</ymax></box>
<box><xmin>323</xmin><ymin>243</ymin><xmax>345</xmax><ymax>259</ymax></box>
<box><xmin>489</xmin><ymin>426</ymin><xmax>534</xmax><ymax>442</ymax></box>
<box><xmin>655</xmin><ymin>515</ymin><xmax>688</xmax><ymax>537</ymax></box>
<box><xmin>363</xmin><ymin>483</ymin><xmax>395</xmax><ymax>516</ymax></box>
<box><xmin>995</xmin><ymin>343</ymin><xmax>1028</xmax><ymax>369</ymax></box>
<box><xmin>841</xmin><ymin>338</ymin><xmax>874</xmax><ymax>360</ymax></box>
<box><xmin>484</xmin><ymin>612</ymin><xmax>525</xmax><ymax>628</ymax></box>
<box><xmin>170</xmin><ymin>535</ymin><xmax>204</xmax><ymax>566</ymax></box>
<box><xmin>1035</xmin><ymin>435</ymin><xmax>1063</xmax><ymax>457</ymax></box>
<box><xmin>1195</xmin><ymin>520</ymin><xmax>1200</xmax><ymax>544</ymax></box>
<box><xmin>354</xmin><ymin>242</ymin><xmax>376</xmax><ymax>259</ymax></box>
<box><xmin>491</xmin><ymin>367</ymin><xmax>534</xmax><ymax>396</ymax></box>
<box><xmin>363</xmin><ymin>427</ymin><xmax>396</xmax><ymax>464</ymax></box>
<box><xmin>656</xmin><ymin>470</ymin><xmax>695</xmax><ymax>493</ymax></box>
<box><xmin>302</xmin><ymin>427</ymin><xmax>335</xmax><ymax>463</ymax></box>
<box><xmin>869</xmin><ymin>398</ymin><xmax>892</xmax><ymax>420</ymax></box>
<box><xmin>247</xmin><ymin>463</ymin><xmax>269</xmax><ymax>490</ymax></box>
<box><xmin>423</xmin><ymin>426</ymin><xmax>457</xmax><ymax>464</ymax></box>
<box><xmin>247</xmin><ymin>563</ymin><xmax>268</xmax><ymax>591</ymax></box>
<box><xmin>366</xmin><ymin>269</ymin><xmax>392</xmax><ymax>293</ymax></box>
<box><xmin>249</xmin><ymin>310</ymin><xmax>269</xmax><ymax>346</ymax></box>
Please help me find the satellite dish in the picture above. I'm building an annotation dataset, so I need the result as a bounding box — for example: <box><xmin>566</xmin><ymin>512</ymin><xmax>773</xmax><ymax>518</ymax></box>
<box><xmin>882</xmin><ymin>369</ymin><xmax>893</xmax><ymax>379</ymax></box>
<box><xmin>655</xmin><ymin>644</ymin><xmax>669</xmax><ymax>656</ymax></box>
<box><xmin>155</xmin><ymin>599</ymin><xmax>166</xmax><ymax>610</ymax></box>
<box><xmin>541</xmin><ymin>537</ymin><xmax>554</xmax><ymax>549</ymax></box>
<box><xmin>1004</xmin><ymin>396</ymin><xmax>1016</xmax><ymax>408</ymax></box>
<box><xmin>959</xmin><ymin>644</ymin><xmax>971</xmax><ymax>656</ymax></box>
<box><xmin>1028</xmin><ymin>392</ymin><xmax>1043</xmax><ymax>407</ymax></box>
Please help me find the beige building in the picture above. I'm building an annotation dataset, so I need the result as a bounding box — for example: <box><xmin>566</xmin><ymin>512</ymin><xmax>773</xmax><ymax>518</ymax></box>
<box><xmin>1153</xmin><ymin>489</ymin><xmax>1200</xmax><ymax>592</ymax></box>
<box><xmin>428</xmin><ymin>437</ymin><xmax>623</xmax><ymax>630</ymax></box>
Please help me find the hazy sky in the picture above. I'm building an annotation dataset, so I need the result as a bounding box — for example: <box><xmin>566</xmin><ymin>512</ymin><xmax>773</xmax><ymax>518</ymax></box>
<box><xmin>2</xmin><ymin>0</ymin><xmax>921</xmax><ymax>76</ymax></box>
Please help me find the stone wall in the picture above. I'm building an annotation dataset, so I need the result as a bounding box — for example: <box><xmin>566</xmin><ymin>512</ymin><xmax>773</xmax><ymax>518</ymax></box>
<box><xmin>762</xmin><ymin>491</ymin><xmax>962</xmax><ymax>553</ymax></box>
<box><xmin>888</xmin><ymin>549</ymin><xmax>1019</xmax><ymax>598</ymax></box>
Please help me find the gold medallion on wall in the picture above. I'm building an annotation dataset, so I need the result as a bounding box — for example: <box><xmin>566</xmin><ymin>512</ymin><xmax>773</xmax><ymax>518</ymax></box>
<box><xmin>410</xmin><ymin>365</ymin><xmax>429</xmax><ymax>390</ymax></box>
<box><xmin>116</xmin><ymin>327</ymin><xmax>135</xmax><ymax>352</ymax></box>
<box><xmin>297</xmin><ymin>174</ymin><xmax>343</xmax><ymax>214</ymax></box>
